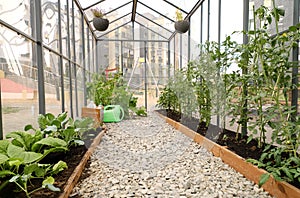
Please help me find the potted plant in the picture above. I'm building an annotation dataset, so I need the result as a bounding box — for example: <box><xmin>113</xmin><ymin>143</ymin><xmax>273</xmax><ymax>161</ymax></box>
<box><xmin>174</xmin><ymin>9</ymin><xmax>190</xmax><ymax>33</ymax></box>
<box><xmin>91</xmin><ymin>8</ymin><xmax>109</xmax><ymax>31</ymax></box>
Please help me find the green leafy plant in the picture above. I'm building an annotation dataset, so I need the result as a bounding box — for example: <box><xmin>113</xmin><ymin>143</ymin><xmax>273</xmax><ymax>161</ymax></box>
<box><xmin>0</xmin><ymin>112</ymin><xmax>92</xmax><ymax>196</ymax></box>
<box><xmin>221</xmin><ymin>2</ymin><xmax>300</xmax><ymax>188</ymax></box>
<box><xmin>8</xmin><ymin>161</ymin><xmax>67</xmax><ymax>198</ymax></box>
<box><xmin>31</xmin><ymin>112</ymin><xmax>93</xmax><ymax>148</ymax></box>
<box><xmin>87</xmin><ymin>73</ymin><xmax>146</xmax><ymax>118</ymax></box>
<box><xmin>156</xmin><ymin>86</ymin><xmax>179</xmax><ymax>113</ymax></box>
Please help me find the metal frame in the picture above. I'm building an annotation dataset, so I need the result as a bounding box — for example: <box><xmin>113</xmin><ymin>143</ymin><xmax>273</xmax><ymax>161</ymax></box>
<box><xmin>0</xmin><ymin>0</ymin><xmax>299</xmax><ymax>138</ymax></box>
<box><xmin>291</xmin><ymin>0</ymin><xmax>299</xmax><ymax>119</ymax></box>
<box><xmin>241</xmin><ymin>0</ymin><xmax>250</xmax><ymax>136</ymax></box>
<box><xmin>35</xmin><ymin>0</ymin><xmax>46</xmax><ymax>115</ymax></box>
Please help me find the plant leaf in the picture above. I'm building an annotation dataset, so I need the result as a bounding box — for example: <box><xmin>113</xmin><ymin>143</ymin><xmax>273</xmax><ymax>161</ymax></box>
<box><xmin>282</xmin><ymin>167</ymin><xmax>294</xmax><ymax>181</ymax></box>
<box><xmin>0</xmin><ymin>140</ymin><xmax>10</xmax><ymax>154</ymax></box>
<box><xmin>7</xmin><ymin>144</ymin><xmax>42</xmax><ymax>164</ymax></box>
<box><xmin>259</xmin><ymin>173</ymin><xmax>270</xmax><ymax>187</ymax></box>
<box><xmin>43</xmin><ymin>176</ymin><xmax>60</xmax><ymax>192</ymax></box>
<box><xmin>0</xmin><ymin>170</ymin><xmax>16</xmax><ymax>178</ymax></box>
<box><xmin>52</xmin><ymin>161</ymin><xmax>68</xmax><ymax>175</ymax></box>
<box><xmin>0</xmin><ymin>153</ymin><xmax>9</xmax><ymax>164</ymax></box>
<box><xmin>33</xmin><ymin>137</ymin><xmax>67</xmax><ymax>148</ymax></box>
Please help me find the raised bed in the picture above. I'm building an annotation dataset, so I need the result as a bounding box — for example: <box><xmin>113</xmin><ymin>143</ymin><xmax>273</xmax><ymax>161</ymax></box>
<box><xmin>59</xmin><ymin>128</ymin><xmax>106</xmax><ymax>198</ymax></box>
<box><xmin>0</xmin><ymin>127</ymin><xmax>106</xmax><ymax>198</ymax></box>
<box><xmin>157</xmin><ymin>111</ymin><xmax>300</xmax><ymax>198</ymax></box>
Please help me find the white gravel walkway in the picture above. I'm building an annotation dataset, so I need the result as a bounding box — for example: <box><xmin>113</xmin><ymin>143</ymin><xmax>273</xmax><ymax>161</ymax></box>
<box><xmin>71</xmin><ymin>111</ymin><xmax>272</xmax><ymax>198</ymax></box>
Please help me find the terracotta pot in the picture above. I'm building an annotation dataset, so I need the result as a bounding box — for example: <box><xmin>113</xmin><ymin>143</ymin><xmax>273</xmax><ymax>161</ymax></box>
<box><xmin>93</xmin><ymin>17</ymin><xmax>109</xmax><ymax>31</ymax></box>
<box><xmin>174</xmin><ymin>20</ymin><xmax>190</xmax><ymax>33</ymax></box>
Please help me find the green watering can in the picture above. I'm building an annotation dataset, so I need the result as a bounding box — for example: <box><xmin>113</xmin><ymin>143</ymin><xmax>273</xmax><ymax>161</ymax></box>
<box><xmin>103</xmin><ymin>105</ymin><xmax>124</xmax><ymax>123</ymax></box>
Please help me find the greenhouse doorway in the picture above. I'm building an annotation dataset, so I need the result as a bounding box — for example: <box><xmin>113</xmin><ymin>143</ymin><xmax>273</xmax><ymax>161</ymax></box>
<box><xmin>111</xmin><ymin>40</ymin><xmax>170</xmax><ymax>111</ymax></box>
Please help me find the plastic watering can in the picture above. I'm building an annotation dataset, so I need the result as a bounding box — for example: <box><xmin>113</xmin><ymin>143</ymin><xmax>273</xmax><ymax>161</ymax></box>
<box><xmin>103</xmin><ymin>105</ymin><xmax>124</xmax><ymax>123</ymax></box>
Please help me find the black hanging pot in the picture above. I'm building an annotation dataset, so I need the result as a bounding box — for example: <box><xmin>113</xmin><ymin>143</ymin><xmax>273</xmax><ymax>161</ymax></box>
<box><xmin>174</xmin><ymin>20</ymin><xmax>190</xmax><ymax>33</ymax></box>
<box><xmin>93</xmin><ymin>17</ymin><xmax>109</xmax><ymax>31</ymax></box>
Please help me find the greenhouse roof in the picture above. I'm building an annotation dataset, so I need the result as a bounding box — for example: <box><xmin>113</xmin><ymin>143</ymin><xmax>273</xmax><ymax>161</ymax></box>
<box><xmin>77</xmin><ymin>0</ymin><xmax>202</xmax><ymax>41</ymax></box>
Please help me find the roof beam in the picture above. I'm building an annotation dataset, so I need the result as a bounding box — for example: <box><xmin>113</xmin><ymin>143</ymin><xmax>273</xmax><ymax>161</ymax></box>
<box><xmin>82</xmin><ymin>0</ymin><xmax>106</xmax><ymax>11</ymax></box>
<box><xmin>131</xmin><ymin>0</ymin><xmax>138</xmax><ymax>22</ymax></box>
<box><xmin>162</xmin><ymin>0</ymin><xmax>188</xmax><ymax>14</ymax></box>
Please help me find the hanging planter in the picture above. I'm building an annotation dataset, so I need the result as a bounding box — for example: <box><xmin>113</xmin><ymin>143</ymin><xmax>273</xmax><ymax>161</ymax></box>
<box><xmin>93</xmin><ymin>17</ymin><xmax>109</xmax><ymax>31</ymax></box>
<box><xmin>175</xmin><ymin>20</ymin><xmax>190</xmax><ymax>33</ymax></box>
<box><xmin>174</xmin><ymin>9</ymin><xmax>190</xmax><ymax>33</ymax></box>
<box><xmin>91</xmin><ymin>8</ymin><xmax>109</xmax><ymax>31</ymax></box>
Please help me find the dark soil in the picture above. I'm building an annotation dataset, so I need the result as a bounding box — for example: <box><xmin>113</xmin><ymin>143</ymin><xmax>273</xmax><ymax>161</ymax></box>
<box><xmin>0</xmin><ymin>127</ymin><xmax>102</xmax><ymax>198</ymax></box>
<box><xmin>159</xmin><ymin>109</ymin><xmax>263</xmax><ymax>160</ymax></box>
<box><xmin>156</xmin><ymin>109</ymin><xmax>300</xmax><ymax>189</ymax></box>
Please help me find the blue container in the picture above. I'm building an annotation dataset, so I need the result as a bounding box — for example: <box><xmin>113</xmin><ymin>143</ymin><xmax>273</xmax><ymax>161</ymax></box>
<box><xmin>103</xmin><ymin>105</ymin><xmax>124</xmax><ymax>122</ymax></box>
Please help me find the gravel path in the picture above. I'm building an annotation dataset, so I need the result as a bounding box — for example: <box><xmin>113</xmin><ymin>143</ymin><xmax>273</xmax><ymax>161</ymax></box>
<box><xmin>72</xmin><ymin>111</ymin><xmax>272</xmax><ymax>198</ymax></box>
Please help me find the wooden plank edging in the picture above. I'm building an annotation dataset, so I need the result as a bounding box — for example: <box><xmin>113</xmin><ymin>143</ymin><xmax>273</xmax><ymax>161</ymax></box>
<box><xmin>59</xmin><ymin>128</ymin><xmax>106</xmax><ymax>198</ymax></box>
<box><xmin>156</xmin><ymin>111</ymin><xmax>300</xmax><ymax>198</ymax></box>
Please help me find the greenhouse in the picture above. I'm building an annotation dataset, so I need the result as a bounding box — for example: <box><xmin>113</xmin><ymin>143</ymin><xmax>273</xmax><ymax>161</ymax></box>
<box><xmin>0</xmin><ymin>0</ymin><xmax>299</xmax><ymax>197</ymax></box>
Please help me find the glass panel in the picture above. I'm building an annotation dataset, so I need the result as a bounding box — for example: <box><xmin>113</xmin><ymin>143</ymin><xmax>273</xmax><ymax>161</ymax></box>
<box><xmin>0</xmin><ymin>0</ymin><xmax>33</xmax><ymax>37</ymax></box>
<box><xmin>75</xmin><ymin>4</ymin><xmax>83</xmax><ymax>64</ymax></box>
<box><xmin>61</xmin><ymin>0</ymin><xmax>69</xmax><ymax>57</ymax></box>
<box><xmin>221</xmin><ymin>0</ymin><xmax>243</xmax><ymax>43</ymax></box>
<box><xmin>90</xmin><ymin>34</ymin><xmax>96</xmax><ymax>75</ymax></box>
<box><xmin>0</xmin><ymin>29</ymin><xmax>38</xmax><ymax>136</ymax></box>
<box><xmin>136</xmin><ymin>2</ymin><xmax>174</xmax><ymax>32</ymax></box>
<box><xmin>174</xmin><ymin>34</ymin><xmax>180</xmax><ymax>70</ymax></box>
<box><xmin>98</xmin><ymin>40</ymin><xmax>109</xmax><ymax>72</ymax></box>
<box><xmin>71</xmin><ymin>63</ymin><xmax>77</xmax><ymax>117</ymax></box>
<box><xmin>250</xmin><ymin>0</ymin><xmax>294</xmax><ymax>34</ymax></box>
<box><xmin>138</xmin><ymin>0</ymin><xmax>192</xmax><ymax>20</ymax></box>
<box><xmin>210</xmin><ymin>0</ymin><xmax>219</xmax><ymax>42</ymax></box>
<box><xmin>42</xmin><ymin>0</ymin><xmax>59</xmax><ymax>52</ymax></box>
<box><xmin>95</xmin><ymin>22</ymin><xmax>133</xmax><ymax>40</ymax></box>
<box><xmin>170</xmin><ymin>38</ymin><xmax>175</xmax><ymax>76</ymax></box>
<box><xmin>135</xmin><ymin>15</ymin><xmax>172</xmax><ymax>40</ymax></box>
<box><xmin>69</xmin><ymin>0</ymin><xmax>75</xmax><ymax>62</ymax></box>
<box><xmin>76</xmin><ymin>66</ymin><xmax>84</xmax><ymax>117</ymax></box>
<box><xmin>44</xmin><ymin>49</ymin><xmax>62</xmax><ymax>115</ymax></box>
<box><xmin>202</xmin><ymin>1</ymin><xmax>208</xmax><ymax>42</ymax></box>
<box><xmin>180</xmin><ymin>34</ymin><xmax>189</xmax><ymax>68</ymax></box>
<box><xmin>62</xmin><ymin>59</ymin><xmax>70</xmax><ymax>112</ymax></box>
<box><xmin>190</xmin><ymin>5</ymin><xmax>201</xmax><ymax>59</ymax></box>
<box><xmin>83</xmin><ymin>21</ymin><xmax>90</xmax><ymax>83</ymax></box>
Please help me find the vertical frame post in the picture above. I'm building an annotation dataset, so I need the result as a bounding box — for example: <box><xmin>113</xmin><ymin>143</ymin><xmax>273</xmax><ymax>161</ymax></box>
<box><xmin>35</xmin><ymin>0</ymin><xmax>45</xmax><ymax>115</ymax></box>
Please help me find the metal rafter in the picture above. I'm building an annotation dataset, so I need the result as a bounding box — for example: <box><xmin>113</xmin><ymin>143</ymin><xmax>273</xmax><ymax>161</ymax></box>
<box><xmin>162</xmin><ymin>0</ymin><xmax>188</xmax><ymax>14</ymax></box>
<box><xmin>82</xmin><ymin>0</ymin><xmax>106</xmax><ymax>10</ymax></box>
<box><xmin>132</xmin><ymin>0</ymin><xmax>138</xmax><ymax>22</ymax></box>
